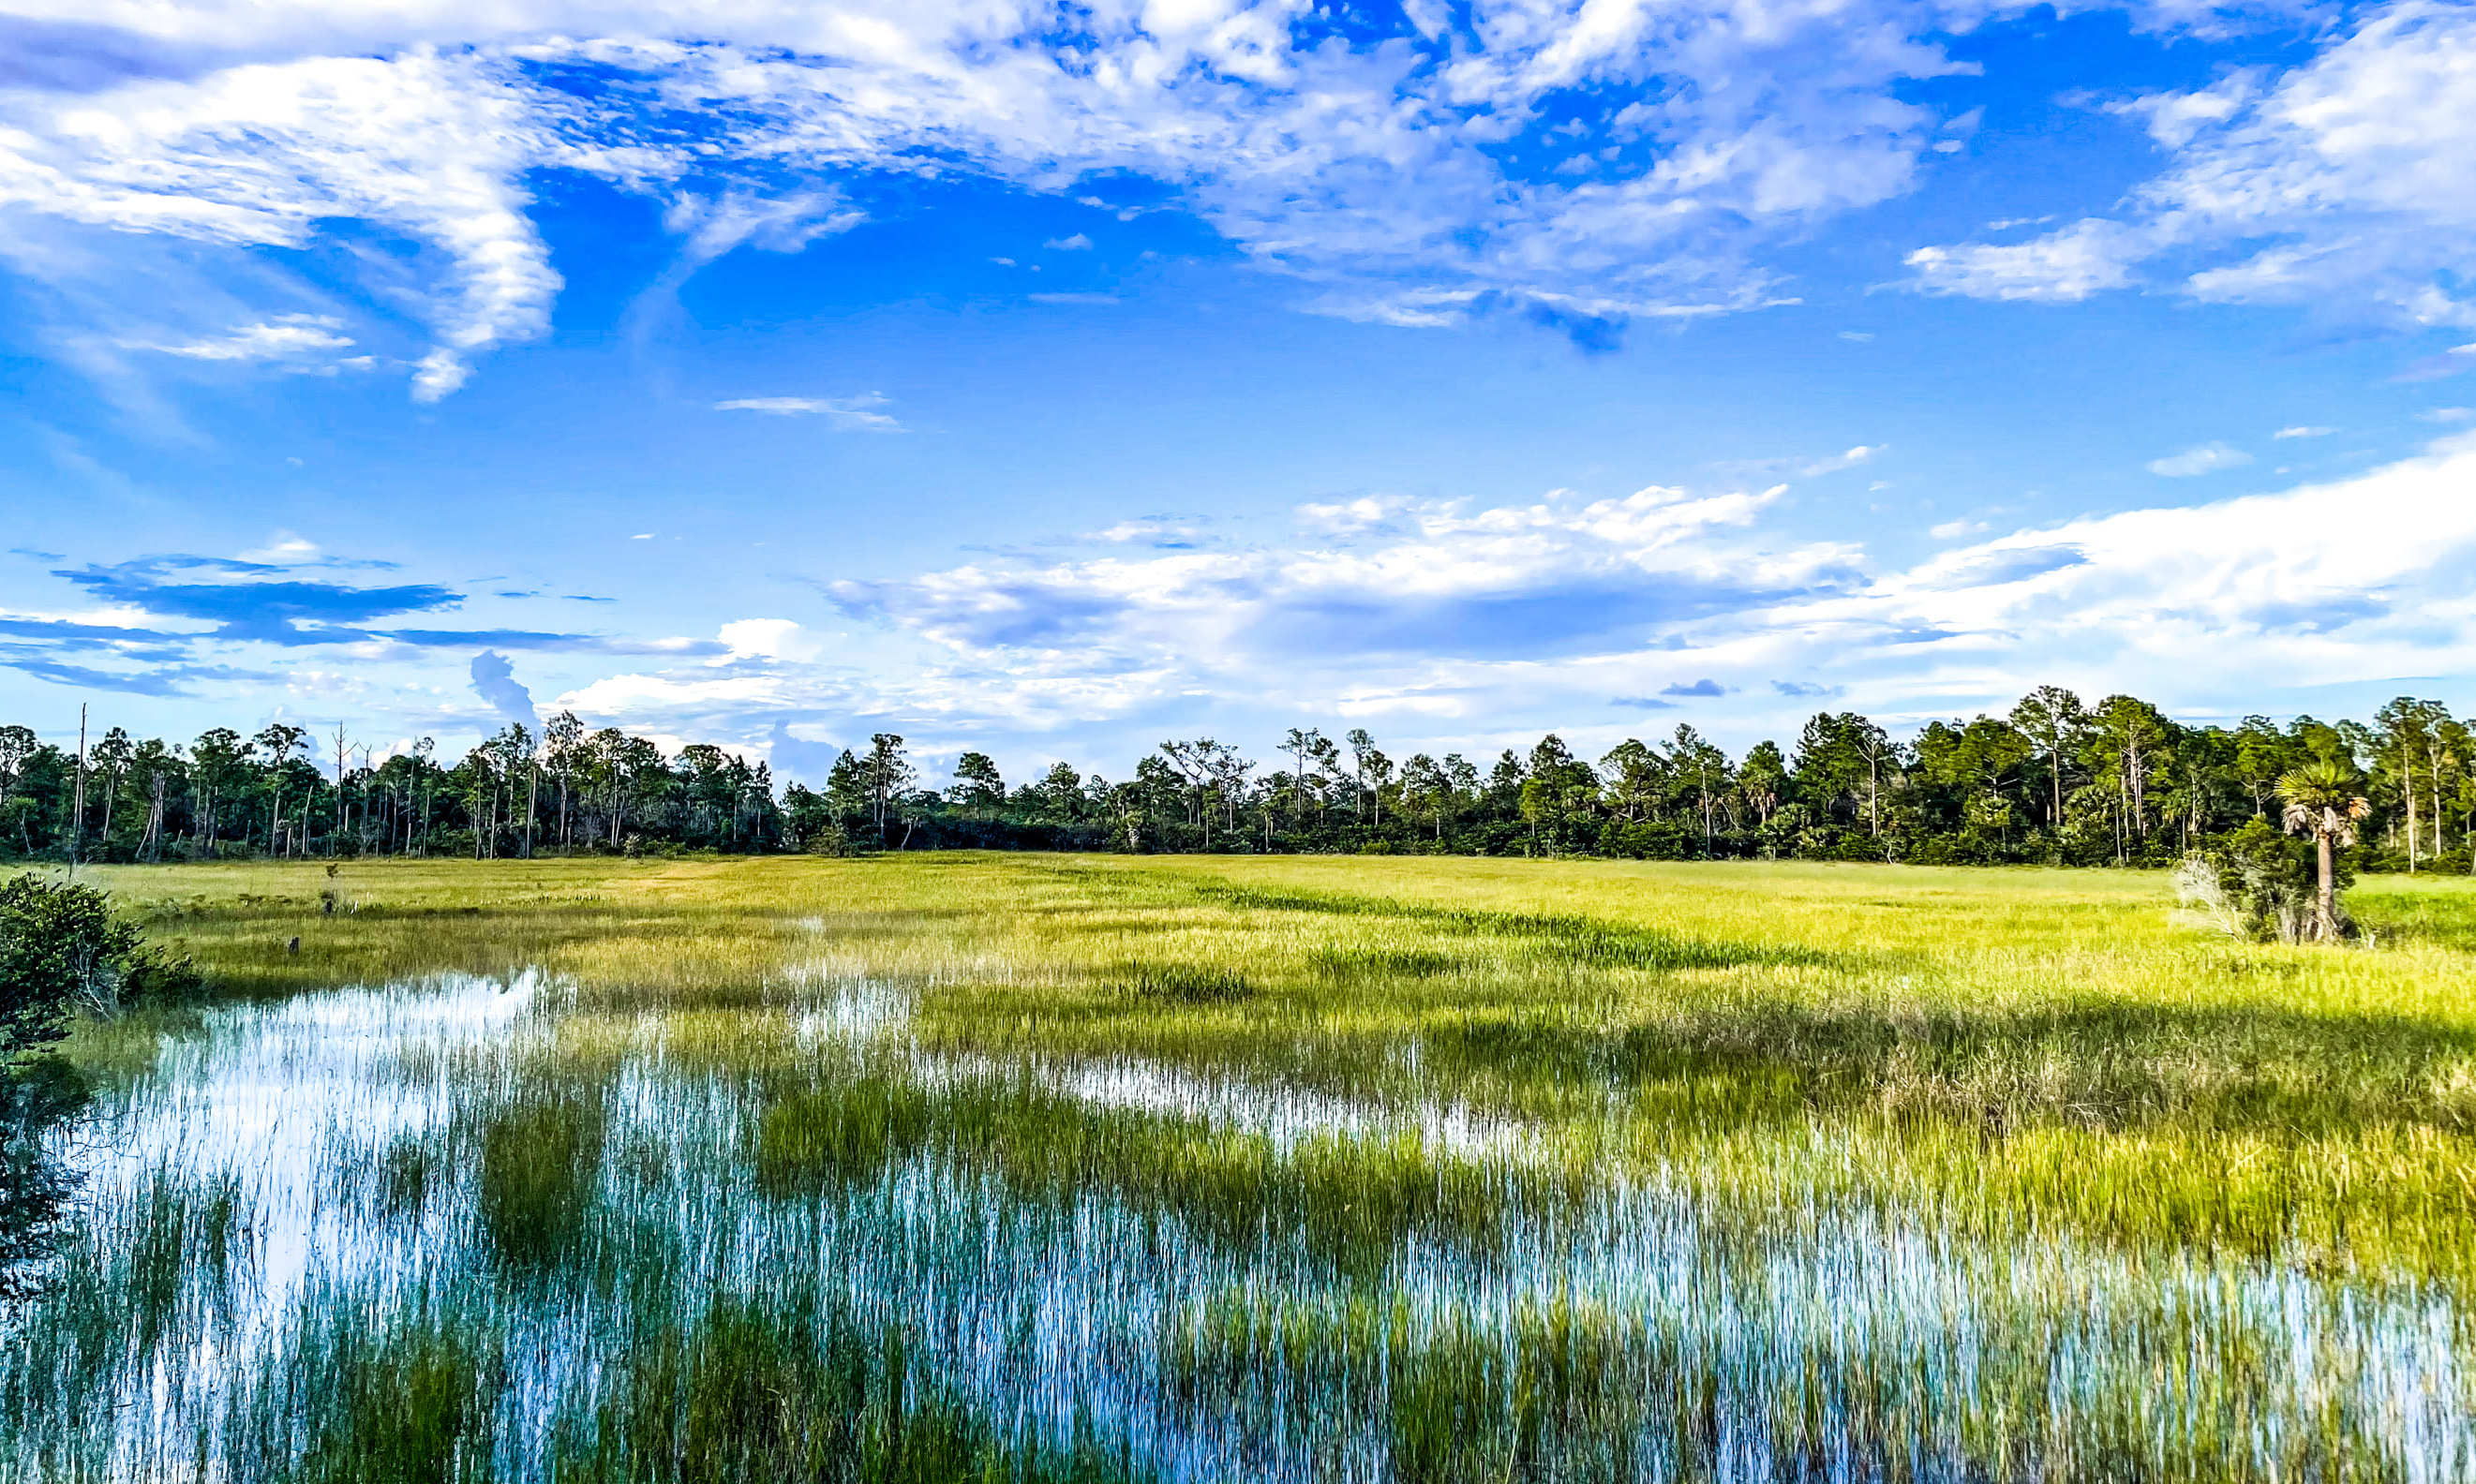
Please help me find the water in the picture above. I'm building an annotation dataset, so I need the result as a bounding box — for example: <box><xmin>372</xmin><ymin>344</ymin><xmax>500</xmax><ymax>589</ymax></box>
<box><xmin>10</xmin><ymin>973</ymin><xmax>2471</xmax><ymax>1481</ymax></box>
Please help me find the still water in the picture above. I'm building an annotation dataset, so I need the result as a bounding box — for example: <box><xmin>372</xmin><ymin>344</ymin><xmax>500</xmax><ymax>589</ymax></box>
<box><xmin>10</xmin><ymin>973</ymin><xmax>2470</xmax><ymax>1481</ymax></box>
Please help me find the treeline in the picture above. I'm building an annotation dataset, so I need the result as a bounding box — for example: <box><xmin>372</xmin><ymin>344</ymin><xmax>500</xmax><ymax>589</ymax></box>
<box><xmin>0</xmin><ymin>689</ymin><xmax>2465</xmax><ymax>871</ymax></box>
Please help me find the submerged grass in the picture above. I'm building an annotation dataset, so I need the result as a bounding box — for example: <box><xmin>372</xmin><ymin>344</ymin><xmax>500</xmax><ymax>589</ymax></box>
<box><xmin>9</xmin><ymin>853</ymin><xmax>2476</xmax><ymax>1480</ymax></box>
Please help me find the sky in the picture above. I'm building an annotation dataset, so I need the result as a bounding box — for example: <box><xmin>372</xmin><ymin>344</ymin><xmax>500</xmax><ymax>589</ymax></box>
<box><xmin>1</xmin><ymin>0</ymin><xmax>2472</xmax><ymax>784</ymax></box>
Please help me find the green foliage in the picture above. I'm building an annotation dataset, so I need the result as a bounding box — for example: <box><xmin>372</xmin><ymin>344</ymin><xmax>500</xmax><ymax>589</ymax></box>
<box><xmin>475</xmin><ymin>1090</ymin><xmax>606</xmax><ymax>1270</ymax></box>
<box><xmin>0</xmin><ymin>875</ymin><xmax>194</xmax><ymax>1305</ymax></box>
<box><xmin>15</xmin><ymin>688</ymin><xmax>2476</xmax><ymax>870</ymax></box>
<box><xmin>2195</xmin><ymin>819</ymin><xmax>2322</xmax><ymax>942</ymax></box>
<box><xmin>2</xmin><ymin>875</ymin><xmax>142</xmax><ymax>1053</ymax></box>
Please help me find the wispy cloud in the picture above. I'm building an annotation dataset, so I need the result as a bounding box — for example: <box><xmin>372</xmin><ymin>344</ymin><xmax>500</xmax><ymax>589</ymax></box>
<box><xmin>713</xmin><ymin>394</ymin><xmax>903</xmax><ymax>431</ymax></box>
<box><xmin>1798</xmin><ymin>445</ymin><xmax>1882</xmax><ymax>477</ymax></box>
<box><xmin>1906</xmin><ymin>7</ymin><xmax>2476</xmax><ymax>330</ymax></box>
<box><xmin>128</xmin><ymin>314</ymin><xmax>366</xmax><ymax>368</ymax></box>
<box><xmin>0</xmin><ymin>0</ymin><xmax>1996</xmax><ymax>402</ymax></box>
<box><xmin>2145</xmin><ymin>441</ymin><xmax>2254</xmax><ymax>477</ymax></box>
<box><xmin>52</xmin><ymin>555</ymin><xmax>465</xmax><ymax>645</ymax></box>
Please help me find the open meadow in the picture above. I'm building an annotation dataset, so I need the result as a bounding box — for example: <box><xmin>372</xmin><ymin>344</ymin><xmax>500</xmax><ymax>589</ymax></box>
<box><xmin>9</xmin><ymin>853</ymin><xmax>2476</xmax><ymax>1481</ymax></box>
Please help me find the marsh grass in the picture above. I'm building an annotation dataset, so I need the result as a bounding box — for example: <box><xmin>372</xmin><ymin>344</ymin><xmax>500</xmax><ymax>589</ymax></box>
<box><xmin>554</xmin><ymin>1298</ymin><xmax>1134</xmax><ymax>1484</ymax></box>
<box><xmin>1127</xmin><ymin>964</ymin><xmax>1256</xmax><ymax>1005</ymax></box>
<box><xmin>11</xmin><ymin>854</ymin><xmax>2476</xmax><ymax>1480</ymax></box>
<box><xmin>473</xmin><ymin>1086</ymin><xmax>607</xmax><ymax>1273</ymax></box>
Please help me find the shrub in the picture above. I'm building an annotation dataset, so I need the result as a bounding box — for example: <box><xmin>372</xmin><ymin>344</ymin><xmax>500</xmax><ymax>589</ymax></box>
<box><xmin>2180</xmin><ymin>818</ymin><xmax>2331</xmax><ymax>943</ymax></box>
<box><xmin>0</xmin><ymin>875</ymin><xmax>194</xmax><ymax>1304</ymax></box>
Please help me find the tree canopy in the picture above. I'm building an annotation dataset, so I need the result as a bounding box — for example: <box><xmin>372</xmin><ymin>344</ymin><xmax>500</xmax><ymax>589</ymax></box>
<box><xmin>0</xmin><ymin>690</ymin><xmax>2467</xmax><ymax>874</ymax></box>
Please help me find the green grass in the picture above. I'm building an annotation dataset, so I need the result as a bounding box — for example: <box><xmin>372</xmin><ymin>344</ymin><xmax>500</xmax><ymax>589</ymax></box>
<box><xmin>8</xmin><ymin>853</ymin><xmax>2475</xmax><ymax>1480</ymax></box>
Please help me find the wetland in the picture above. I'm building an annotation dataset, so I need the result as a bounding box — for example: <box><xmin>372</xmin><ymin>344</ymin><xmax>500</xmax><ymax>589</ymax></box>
<box><xmin>7</xmin><ymin>853</ymin><xmax>2476</xmax><ymax>1481</ymax></box>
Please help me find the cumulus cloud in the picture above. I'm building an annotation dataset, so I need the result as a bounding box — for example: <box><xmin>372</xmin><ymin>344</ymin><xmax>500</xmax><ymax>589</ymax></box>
<box><xmin>831</xmin><ymin>481</ymin><xmax>1849</xmax><ymax>665</ymax></box>
<box><xmin>718</xmin><ymin>617</ymin><xmax>827</xmax><ymax>662</ymax></box>
<box><xmin>468</xmin><ymin>649</ymin><xmax>537</xmax><ymax>724</ymax></box>
<box><xmin>1831</xmin><ymin>433</ymin><xmax>2476</xmax><ymax>695</ymax></box>
<box><xmin>425</xmin><ymin>432</ymin><xmax>2476</xmax><ymax>752</ymax></box>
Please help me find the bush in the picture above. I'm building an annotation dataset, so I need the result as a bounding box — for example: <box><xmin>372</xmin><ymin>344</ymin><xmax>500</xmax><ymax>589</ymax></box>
<box><xmin>1</xmin><ymin>875</ymin><xmax>198</xmax><ymax>1038</ymax></box>
<box><xmin>2179</xmin><ymin>819</ymin><xmax>2331</xmax><ymax>943</ymax></box>
<box><xmin>0</xmin><ymin>875</ymin><xmax>193</xmax><ymax>1303</ymax></box>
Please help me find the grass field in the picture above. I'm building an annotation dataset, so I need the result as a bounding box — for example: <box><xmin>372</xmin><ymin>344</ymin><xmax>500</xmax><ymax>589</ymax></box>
<box><xmin>8</xmin><ymin>853</ymin><xmax>2476</xmax><ymax>1480</ymax></box>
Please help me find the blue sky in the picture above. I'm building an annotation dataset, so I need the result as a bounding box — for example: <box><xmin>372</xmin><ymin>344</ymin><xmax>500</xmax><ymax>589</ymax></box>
<box><xmin>1</xmin><ymin>0</ymin><xmax>2471</xmax><ymax>783</ymax></box>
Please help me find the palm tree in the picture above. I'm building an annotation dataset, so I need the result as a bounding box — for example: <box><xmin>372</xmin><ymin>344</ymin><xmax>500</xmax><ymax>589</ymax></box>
<box><xmin>2277</xmin><ymin>760</ymin><xmax>2371</xmax><ymax>942</ymax></box>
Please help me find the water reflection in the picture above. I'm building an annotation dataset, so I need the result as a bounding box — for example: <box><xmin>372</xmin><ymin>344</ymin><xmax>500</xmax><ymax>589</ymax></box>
<box><xmin>0</xmin><ymin>1053</ymin><xmax>87</xmax><ymax>1307</ymax></box>
<box><xmin>8</xmin><ymin>973</ymin><xmax>2472</xmax><ymax>1482</ymax></box>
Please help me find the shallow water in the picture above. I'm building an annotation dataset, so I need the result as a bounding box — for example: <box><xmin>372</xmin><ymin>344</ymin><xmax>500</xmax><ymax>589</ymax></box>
<box><xmin>11</xmin><ymin>972</ymin><xmax>2473</xmax><ymax>1482</ymax></box>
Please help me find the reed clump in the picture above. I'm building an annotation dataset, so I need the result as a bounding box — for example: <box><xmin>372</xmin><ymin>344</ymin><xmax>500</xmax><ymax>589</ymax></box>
<box><xmin>474</xmin><ymin>1087</ymin><xmax>607</xmax><ymax>1271</ymax></box>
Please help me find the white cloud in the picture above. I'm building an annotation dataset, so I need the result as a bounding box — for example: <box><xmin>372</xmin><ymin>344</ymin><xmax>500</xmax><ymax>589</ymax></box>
<box><xmin>1908</xmin><ymin>4</ymin><xmax>2476</xmax><ymax>327</ymax></box>
<box><xmin>717</xmin><ymin>617</ymin><xmax>828</xmax><ymax>662</ymax></box>
<box><xmin>805</xmin><ymin>479</ymin><xmax>1857</xmax><ymax>735</ymax></box>
<box><xmin>512</xmin><ymin>435</ymin><xmax>2476</xmax><ymax>750</ymax></box>
<box><xmin>0</xmin><ymin>50</ymin><xmax>556</xmax><ymax>401</ymax></box>
<box><xmin>1044</xmin><ymin>233</ymin><xmax>1094</xmax><ymax>251</ymax></box>
<box><xmin>1852</xmin><ymin>434</ymin><xmax>2476</xmax><ymax>693</ymax></box>
<box><xmin>238</xmin><ymin>532</ymin><xmax>322</xmax><ymax>564</ymax></box>
<box><xmin>1906</xmin><ymin>218</ymin><xmax>2146</xmax><ymax>303</ymax></box>
<box><xmin>0</xmin><ymin>0</ymin><xmax>2006</xmax><ymax>395</ymax></box>
<box><xmin>131</xmin><ymin>314</ymin><xmax>358</xmax><ymax>364</ymax></box>
<box><xmin>1798</xmin><ymin>445</ymin><xmax>1881</xmax><ymax>476</ymax></box>
<box><xmin>1295</xmin><ymin>495</ymin><xmax>1415</xmax><ymax>535</ymax></box>
<box><xmin>2273</xmin><ymin>424</ymin><xmax>2334</xmax><ymax>438</ymax></box>
<box><xmin>1086</xmin><ymin>519</ymin><xmax>1202</xmax><ymax>546</ymax></box>
<box><xmin>3</xmin><ymin>0</ymin><xmax>2454</xmax><ymax>430</ymax></box>
<box><xmin>713</xmin><ymin>393</ymin><xmax>903</xmax><ymax>431</ymax></box>
<box><xmin>2145</xmin><ymin>441</ymin><xmax>2254</xmax><ymax>476</ymax></box>
<box><xmin>664</xmin><ymin>190</ymin><xmax>863</xmax><ymax>266</ymax></box>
